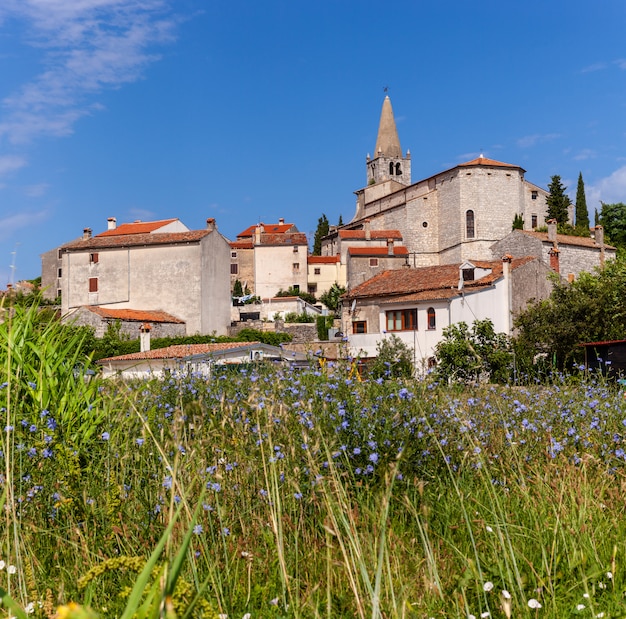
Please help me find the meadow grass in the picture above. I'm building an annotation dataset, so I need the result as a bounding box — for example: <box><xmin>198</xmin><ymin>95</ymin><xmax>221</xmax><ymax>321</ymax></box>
<box><xmin>2</xmin><ymin>306</ymin><xmax>626</xmax><ymax>617</ymax></box>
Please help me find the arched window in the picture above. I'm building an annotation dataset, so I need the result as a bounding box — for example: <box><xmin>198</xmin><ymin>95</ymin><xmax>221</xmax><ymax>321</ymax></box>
<box><xmin>427</xmin><ymin>307</ymin><xmax>436</xmax><ymax>330</ymax></box>
<box><xmin>466</xmin><ymin>210</ymin><xmax>475</xmax><ymax>239</ymax></box>
<box><xmin>395</xmin><ymin>162</ymin><xmax>402</xmax><ymax>176</ymax></box>
<box><xmin>389</xmin><ymin>162</ymin><xmax>395</xmax><ymax>175</ymax></box>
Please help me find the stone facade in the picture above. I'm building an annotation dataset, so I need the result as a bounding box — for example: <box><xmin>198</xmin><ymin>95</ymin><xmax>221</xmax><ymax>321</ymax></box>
<box><xmin>59</xmin><ymin>218</ymin><xmax>231</xmax><ymax>336</ymax></box>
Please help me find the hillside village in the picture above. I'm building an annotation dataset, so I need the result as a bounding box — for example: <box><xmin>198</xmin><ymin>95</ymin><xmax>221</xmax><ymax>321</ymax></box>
<box><xmin>35</xmin><ymin>96</ymin><xmax>615</xmax><ymax>374</ymax></box>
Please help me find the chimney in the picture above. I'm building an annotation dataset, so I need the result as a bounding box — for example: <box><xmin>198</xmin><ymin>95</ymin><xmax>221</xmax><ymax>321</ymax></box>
<box><xmin>140</xmin><ymin>323</ymin><xmax>151</xmax><ymax>353</ymax></box>
<box><xmin>549</xmin><ymin>247</ymin><xmax>560</xmax><ymax>273</ymax></box>
<box><xmin>83</xmin><ymin>228</ymin><xmax>92</xmax><ymax>240</ymax></box>
<box><xmin>387</xmin><ymin>238</ymin><xmax>394</xmax><ymax>256</ymax></box>
<box><xmin>107</xmin><ymin>217</ymin><xmax>117</xmax><ymax>230</ymax></box>
<box><xmin>206</xmin><ymin>217</ymin><xmax>216</xmax><ymax>232</ymax></box>
<box><xmin>501</xmin><ymin>254</ymin><xmax>512</xmax><ymax>278</ymax></box>
<box><xmin>255</xmin><ymin>224</ymin><xmax>264</xmax><ymax>245</ymax></box>
<box><xmin>278</xmin><ymin>218</ymin><xmax>285</xmax><ymax>225</ymax></box>
<box><xmin>364</xmin><ymin>219</ymin><xmax>371</xmax><ymax>241</ymax></box>
<box><xmin>547</xmin><ymin>219</ymin><xmax>557</xmax><ymax>245</ymax></box>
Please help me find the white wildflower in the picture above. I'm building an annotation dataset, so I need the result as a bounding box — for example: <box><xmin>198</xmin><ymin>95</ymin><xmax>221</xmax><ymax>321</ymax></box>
<box><xmin>606</xmin><ymin>571</ymin><xmax>613</xmax><ymax>580</ymax></box>
<box><xmin>528</xmin><ymin>598</ymin><xmax>542</xmax><ymax>609</ymax></box>
<box><xmin>596</xmin><ymin>613</ymin><xmax>605</xmax><ymax>618</ymax></box>
<box><xmin>7</xmin><ymin>565</ymin><xmax>16</xmax><ymax>575</ymax></box>
<box><xmin>481</xmin><ymin>613</ymin><xmax>490</xmax><ymax>618</ymax></box>
<box><xmin>242</xmin><ymin>614</ymin><xmax>251</xmax><ymax>619</ymax></box>
<box><xmin>0</xmin><ymin>560</ymin><xmax>5</xmax><ymax>570</ymax></box>
<box><xmin>583</xmin><ymin>593</ymin><xmax>590</xmax><ymax>598</ymax></box>
<box><xmin>501</xmin><ymin>590</ymin><xmax>511</xmax><ymax>599</ymax></box>
<box><xmin>483</xmin><ymin>581</ymin><xmax>494</xmax><ymax>592</ymax></box>
<box><xmin>577</xmin><ymin>604</ymin><xmax>586</xmax><ymax>610</ymax></box>
<box><xmin>486</xmin><ymin>525</ymin><xmax>493</xmax><ymax>533</ymax></box>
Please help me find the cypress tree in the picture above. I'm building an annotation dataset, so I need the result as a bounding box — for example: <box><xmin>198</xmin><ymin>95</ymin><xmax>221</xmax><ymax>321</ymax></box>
<box><xmin>312</xmin><ymin>214</ymin><xmax>329</xmax><ymax>256</ymax></box>
<box><xmin>546</xmin><ymin>175</ymin><xmax>571</xmax><ymax>224</ymax></box>
<box><xmin>575</xmin><ymin>172</ymin><xmax>590</xmax><ymax>232</ymax></box>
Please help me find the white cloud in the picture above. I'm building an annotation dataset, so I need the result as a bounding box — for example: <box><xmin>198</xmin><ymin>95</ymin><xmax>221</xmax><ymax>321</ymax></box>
<box><xmin>0</xmin><ymin>1</ymin><xmax>178</xmax><ymax>143</ymax></box>
<box><xmin>581</xmin><ymin>62</ymin><xmax>607</xmax><ymax>73</ymax></box>
<box><xmin>587</xmin><ymin>165</ymin><xmax>626</xmax><ymax>208</ymax></box>
<box><xmin>517</xmin><ymin>133</ymin><xmax>561</xmax><ymax>148</ymax></box>
<box><xmin>23</xmin><ymin>182</ymin><xmax>49</xmax><ymax>197</ymax></box>
<box><xmin>0</xmin><ymin>154</ymin><xmax>27</xmax><ymax>175</ymax></box>
<box><xmin>0</xmin><ymin>209</ymin><xmax>49</xmax><ymax>241</ymax></box>
<box><xmin>573</xmin><ymin>148</ymin><xmax>596</xmax><ymax>161</ymax></box>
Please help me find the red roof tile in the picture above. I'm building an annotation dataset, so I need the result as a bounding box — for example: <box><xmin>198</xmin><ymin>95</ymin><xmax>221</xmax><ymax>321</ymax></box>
<box><xmin>458</xmin><ymin>156</ymin><xmax>519</xmax><ymax>169</ymax></box>
<box><xmin>338</xmin><ymin>229</ymin><xmax>403</xmax><ymax>240</ymax></box>
<box><xmin>98</xmin><ymin>341</ymin><xmax>261</xmax><ymax>363</ymax></box>
<box><xmin>348</xmin><ymin>247</ymin><xmax>409</xmax><ymax>256</ymax></box>
<box><xmin>85</xmin><ymin>307</ymin><xmax>185</xmax><ymax>323</ymax></box>
<box><xmin>345</xmin><ymin>257</ymin><xmax>535</xmax><ymax>300</ymax></box>
<box><xmin>237</xmin><ymin>223</ymin><xmax>296</xmax><ymax>238</ymax></box>
<box><xmin>255</xmin><ymin>233</ymin><xmax>308</xmax><ymax>246</ymax></box>
<box><xmin>520</xmin><ymin>230</ymin><xmax>616</xmax><ymax>249</ymax></box>
<box><xmin>230</xmin><ymin>240</ymin><xmax>254</xmax><ymax>249</ymax></box>
<box><xmin>62</xmin><ymin>230</ymin><xmax>211</xmax><ymax>251</ymax></box>
<box><xmin>308</xmin><ymin>255</ymin><xmax>340</xmax><ymax>264</ymax></box>
<box><xmin>97</xmin><ymin>219</ymin><xmax>179</xmax><ymax>237</ymax></box>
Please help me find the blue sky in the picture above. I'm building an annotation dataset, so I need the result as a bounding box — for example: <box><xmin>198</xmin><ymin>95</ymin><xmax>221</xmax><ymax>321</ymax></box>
<box><xmin>1</xmin><ymin>0</ymin><xmax>626</xmax><ymax>285</ymax></box>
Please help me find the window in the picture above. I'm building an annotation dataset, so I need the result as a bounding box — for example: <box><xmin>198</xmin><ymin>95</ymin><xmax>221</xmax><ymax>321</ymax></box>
<box><xmin>308</xmin><ymin>283</ymin><xmax>317</xmax><ymax>294</ymax></box>
<box><xmin>89</xmin><ymin>252</ymin><xmax>99</xmax><ymax>264</ymax></box>
<box><xmin>466</xmin><ymin>210</ymin><xmax>475</xmax><ymax>238</ymax></box>
<box><xmin>427</xmin><ymin>357</ymin><xmax>437</xmax><ymax>369</ymax></box>
<box><xmin>293</xmin><ymin>263</ymin><xmax>300</xmax><ymax>271</ymax></box>
<box><xmin>57</xmin><ymin>249</ymin><xmax>63</xmax><ymax>260</ymax></box>
<box><xmin>352</xmin><ymin>321</ymin><xmax>367</xmax><ymax>334</ymax></box>
<box><xmin>293</xmin><ymin>246</ymin><xmax>299</xmax><ymax>253</ymax></box>
<box><xmin>369</xmin><ymin>258</ymin><xmax>379</xmax><ymax>267</ymax></box>
<box><xmin>57</xmin><ymin>268</ymin><xmax>62</xmax><ymax>278</ymax></box>
<box><xmin>88</xmin><ymin>277</ymin><xmax>98</xmax><ymax>293</ymax></box>
<box><xmin>531</xmin><ymin>214</ymin><xmax>538</xmax><ymax>229</ymax></box>
<box><xmin>427</xmin><ymin>307</ymin><xmax>436</xmax><ymax>330</ymax></box>
<box><xmin>386</xmin><ymin>309</ymin><xmax>417</xmax><ymax>331</ymax></box>
<box><xmin>231</xmin><ymin>251</ymin><xmax>237</xmax><ymax>258</ymax></box>
<box><xmin>292</xmin><ymin>285</ymin><xmax>300</xmax><ymax>293</ymax></box>
<box><xmin>531</xmin><ymin>191</ymin><xmax>538</xmax><ymax>200</ymax></box>
<box><xmin>230</xmin><ymin>264</ymin><xmax>238</xmax><ymax>275</ymax></box>
<box><xmin>314</xmin><ymin>267</ymin><xmax>321</xmax><ymax>275</ymax></box>
<box><xmin>462</xmin><ymin>268</ymin><xmax>475</xmax><ymax>282</ymax></box>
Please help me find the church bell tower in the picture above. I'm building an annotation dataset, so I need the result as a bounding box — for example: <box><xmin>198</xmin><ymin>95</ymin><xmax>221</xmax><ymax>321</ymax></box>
<box><xmin>366</xmin><ymin>95</ymin><xmax>411</xmax><ymax>187</ymax></box>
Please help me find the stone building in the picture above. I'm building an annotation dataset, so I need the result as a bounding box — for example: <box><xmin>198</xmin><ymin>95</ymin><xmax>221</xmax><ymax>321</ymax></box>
<box><xmin>58</xmin><ymin>217</ymin><xmax>231</xmax><ymax>336</ymax></box>
<box><xmin>229</xmin><ymin>220</ymin><xmax>308</xmax><ymax>299</ymax></box>
<box><xmin>338</xmin><ymin>95</ymin><xmax>550</xmax><ymax>269</ymax></box>
<box><xmin>341</xmin><ymin>256</ymin><xmax>553</xmax><ymax>371</ymax></box>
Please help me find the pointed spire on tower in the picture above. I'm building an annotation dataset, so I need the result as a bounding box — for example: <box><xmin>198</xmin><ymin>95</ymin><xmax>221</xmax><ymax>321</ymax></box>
<box><xmin>374</xmin><ymin>95</ymin><xmax>402</xmax><ymax>158</ymax></box>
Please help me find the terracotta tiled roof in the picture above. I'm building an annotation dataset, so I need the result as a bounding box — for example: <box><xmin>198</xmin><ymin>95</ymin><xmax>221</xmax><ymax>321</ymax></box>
<box><xmin>338</xmin><ymin>229</ymin><xmax>403</xmax><ymax>240</ymax></box>
<box><xmin>62</xmin><ymin>230</ymin><xmax>211</xmax><ymax>251</ymax></box>
<box><xmin>230</xmin><ymin>240</ymin><xmax>254</xmax><ymax>249</ymax></box>
<box><xmin>97</xmin><ymin>219</ymin><xmax>179</xmax><ymax>237</ymax></box>
<box><xmin>237</xmin><ymin>223</ymin><xmax>296</xmax><ymax>238</ymax></box>
<box><xmin>344</xmin><ymin>257</ymin><xmax>535</xmax><ymax>301</ymax></box>
<box><xmin>458</xmin><ymin>156</ymin><xmax>519</xmax><ymax>169</ymax></box>
<box><xmin>308</xmin><ymin>255</ymin><xmax>340</xmax><ymax>264</ymax></box>
<box><xmin>348</xmin><ymin>247</ymin><xmax>409</xmax><ymax>256</ymax></box>
<box><xmin>98</xmin><ymin>341</ymin><xmax>261</xmax><ymax>363</ymax></box>
<box><xmin>520</xmin><ymin>230</ymin><xmax>616</xmax><ymax>249</ymax></box>
<box><xmin>256</xmin><ymin>233</ymin><xmax>308</xmax><ymax>246</ymax></box>
<box><xmin>85</xmin><ymin>307</ymin><xmax>185</xmax><ymax>323</ymax></box>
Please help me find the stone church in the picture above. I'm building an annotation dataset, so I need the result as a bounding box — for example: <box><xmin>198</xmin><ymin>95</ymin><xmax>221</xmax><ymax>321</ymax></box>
<box><xmin>326</xmin><ymin>96</ymin><xmax>550</xmax><ymax>267</ymax></box>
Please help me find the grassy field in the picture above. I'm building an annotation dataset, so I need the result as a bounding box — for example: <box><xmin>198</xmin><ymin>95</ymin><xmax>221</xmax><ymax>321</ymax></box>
<box><xmin>2</xmin><ymin>304</ymin><xmax>626</xmax><ymax>618</ymax></box>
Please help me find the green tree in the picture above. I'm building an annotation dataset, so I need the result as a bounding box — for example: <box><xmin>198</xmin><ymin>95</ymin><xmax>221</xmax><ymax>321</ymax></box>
<box><xmin>512</xmin><ymin>213</ymin><xmax>524</xmax><ymax>230</ymax></box>
<box><xmin>275</xmin><ymin>287</ymin><xmax>317</xmax><ymax>305</ymax></box>
<box><xmin>514</xmin><ymin>257</ymin><xmax>626</xmax><ymax>371</ymax></box>
<box><xmin>434</xmin><ymin>319</ymin><xmax>512</xmax><ymax>384</ymax></box>
<box><xmin>338</xmin><ymin>214</ymin><xmax>343</xmax><ymax>226</ymax></box>
<box><xmin>370</xmin><ymin>334</ymin><xmax>414</xmax><ymax>379</ymax></box>
<box><xmin>575</xmin><ymin>172</ymin><xmax>590</xmax><ymax>233</ymax></box>
<box><xmin>320</xmin><ymin>283</ymin><xmax>346</xmax><ymax>314</ymax></box>
<box><xmin>312</xmin><ymin>214</ymin><xmax>329</xmax><ymax>256</ymax></box>
<box><xmin>599</xmin><ymin>202</ymin><xmax>626</xmax><ymax>249</ymax></box>
<box><xmin>232</xmin><ymin>279</ymin><xmax>244</xmax><ymax>298</ymax></box>
<box><xmin>546</xmin><ymin>175</ymin><xmax>571</xmax><ymax>224</ymax></box>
